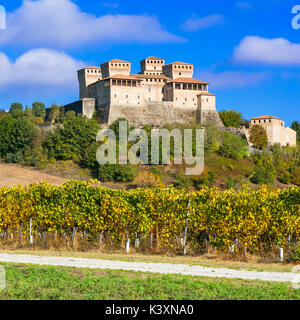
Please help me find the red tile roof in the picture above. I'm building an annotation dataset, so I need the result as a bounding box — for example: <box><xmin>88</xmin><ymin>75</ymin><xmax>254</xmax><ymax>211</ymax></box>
<box><xmin>165</xmin><ymin>61</ymin><xmax>193</xmax><ymax>66</ymax></box>
<box><xmin>167</xmin><ymin>77</ymin><xmax>208</xmax><ymax>84</ymax></box>
<box><xmin>251</xmin><ymin>115</ymin><xmax>281</xmax><ymax>120</ymax></box>
<box><xmin>103</xmin><ymin>59</ymin><xmax>131</xmax><ymax>64</ymax></box>
<box><xmin>144</xmin><ymin>56</ymin><xmax>165</xmax><ymax>61</ymax></box>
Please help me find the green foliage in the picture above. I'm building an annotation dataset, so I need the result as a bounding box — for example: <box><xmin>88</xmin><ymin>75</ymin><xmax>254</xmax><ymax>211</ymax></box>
<box><xmin>44</xmin><ymin>112</ymin><xmax>100</xmax><ymax>162</ymax></box>
<box><xmin>9</xmin><ymin>102</ymin><xmax>23</xmax><ymax>114</ymax></box>
<box><xmin>175</xmin><ymin>170</ymin><xmax>193</xmax><ymax>190</ymax></box>
<box><xmin>249</xmin><ymin>125</ymin><xmax>268</xmax><ymax>149</ymax></box>
<box><xmin>5</xmin><ymin>151</ymin><xmax>24</xmax><ymax>164</ymax></box>
<box><xmin>98</xmin><ymin>164</ymin><xmax>137</xmax><ymax>182</ymax></box>
<box><xmin>251</xmin><ymin>157</ymin><xmax>276</xmax><ymax>185</ymax></box>
<box><xmin>203</xmin><ymin>122</ymin><xmax>221</xmax><ymax>156</ymax></box>
<box><xmin>292</xmin><ymin>167</ymin><xmax>300</xmax><ymax>186</ymax></box>
<box><xmin>48</xmin><ymin>104</ymin><xmax>60</xmax><ymax>123</ymax></box>
<box><xmin>219</xmin><ymin>109</ymin><xmax>243</xmax><ymax>128</ymax></box>
<box><xmin>32</xmin><ymin>102</ymin><xmax>46</xmax><ymax>119</ymax></box>
<box><xmin>291</xmin><ymin>121</ymin><xmax>300</xmax><ymax>141</ymax></box>
<box><xmin>0</xmin><ymin>113</ymin><xmax>37</xmax><ymax>157</ymax></box>
<box><xmin>279</xmin><ymin>171</ymin><xmax>292</xmax><ymax>185</ymax></box>
<box><xmin>219</xmin><ymin>131</ymin><xmax>249</xmax><ymax>160</ymax></box>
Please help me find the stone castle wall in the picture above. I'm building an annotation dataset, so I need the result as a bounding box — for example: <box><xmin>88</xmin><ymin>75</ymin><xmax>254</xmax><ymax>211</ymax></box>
<box><xmin>103</xmin><ymin>102</ymin><xmax>199</xmax><ymax>127</ymax></box>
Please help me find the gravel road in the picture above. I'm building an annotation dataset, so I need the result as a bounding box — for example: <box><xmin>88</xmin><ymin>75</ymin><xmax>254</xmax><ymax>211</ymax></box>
<box><xmin>0</xmin><ymin>253</ymin><xmax>300</xmax><ymax>284</ymax></box>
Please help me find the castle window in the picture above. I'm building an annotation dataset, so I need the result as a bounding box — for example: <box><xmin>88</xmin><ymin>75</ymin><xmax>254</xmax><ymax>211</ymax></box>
<box><xmin>148</xmin><ymin>98</ymin><xmax>151</xmax><ymax>101</ymax></box>
<box><xmin>138</xmin><ymin>96</ymin><xmax>140</xmax><ymax>99</ymax></box>
<box><xmin>179</xmin><ymin>72</ymin><xmax>182</xmax><ymax>76</ymax></box>
<box><xmin>188</xmin><ymin>84</ymin><xmax>192</xmax><ymax>90</ymax></box>
<box><xmin>175</xmin><ymin>84</ymin><xmax>181</xmax><ymax>90</ymax></box>
<box><xmin>269</xmin><ymin>120</ymin><xmax>271</xmax><ymax>123</ymax></box>
<box><xmin>183</xmin><ymin>84</ymin><xmax>187</xmax><ymax>90</ymax></box>
<box><xmin>126</xmin><ymin>95</ymin><xmax>128</xmax><ymax>98</ymax></box>
<box><xmin>117</xmin><ymin>80</ymin><xmax>122</xmax><ymax>86</ymax></box>
<box><xmin>133</xmin><ymin>81</ymin><xmax>137</xmax><ymax>87</ymax></box>
<box><xmin>112</xmin><ymin>80</ymin><xmax>117</xmax><ymax>86</ymax></box>
<box><xmin>114</xmin><ymin>94</ymin><xmax>117</xmax><ymax>98</ymax></box>
<box><xmin>122</xmin><ymin>80</ymin><xmax>126</xmax><ymax>86</ymax></box>
<box><xmin>148</xmin><ymin>87</ymin><xmax>151</xmax><ymax>93</ymax></box>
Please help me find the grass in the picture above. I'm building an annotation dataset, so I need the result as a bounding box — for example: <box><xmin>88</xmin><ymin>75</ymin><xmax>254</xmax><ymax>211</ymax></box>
<box><xmin>0</xmin><ymin>249</ymin><xmax>296</xmax><ymax>273</ymax></box>
<box><xmin>0</xmin><ymin>263</ymin><xmax>299</xmax><ymax>300</ymax></box>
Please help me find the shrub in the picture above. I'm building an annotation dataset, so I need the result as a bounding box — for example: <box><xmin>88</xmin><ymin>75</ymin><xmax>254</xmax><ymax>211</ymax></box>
<box><xmin>250</xmin><ymin>158</ymin><xmax>276</xmax><ymax>185</ymax></box>
<box><xmin>133</xmin><ymin>171</ymin><xmax>163</xmax><ymax>188</ymax></box>
<box><xmin>114</xmin><ymin>164</ymin><xmax>138</xmax><ymax>182</ymax></box>
<box><xmin>5</xmin><ymin>151</ymin><xmax>24</xmax><ymax>164</ymax></box>
<box><xmin>5</xmin><ymin>153</ymin><xmax>14</xmax><ymax>163</ymax></box>
<box><xmin>279</xmin><ymin>171</ymin><xmax>292</xmax><ymax>185</ymax></box>
<box><xmin>98</xmin><ymin>164</ymin><xmax>137</xmax><ymax>183</ymax></box>
<box><xmin>292</xmin><ymin>167</ymin><xmax>300</xmax><ymax>186</ymax></box>
<box><xmin>219</xmin><ymin>131</ymin><xmax>249</xmax><ymax>160</ymax></box>
<box><xmin>175</xmin><ymin>170</ymin><xmax>193</xmax><ymax>190</ymax></box>
<box><xmin>191</xmin><ymin>170</ymin><xmax>214</xmax><ymax>189</ymax></box>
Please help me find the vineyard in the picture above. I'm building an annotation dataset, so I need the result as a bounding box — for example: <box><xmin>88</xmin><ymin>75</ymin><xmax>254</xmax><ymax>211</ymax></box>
<box><xmin>0</xmin><ymin>180</ymin><xmax>299</xmax><ymax>260</ymax></box>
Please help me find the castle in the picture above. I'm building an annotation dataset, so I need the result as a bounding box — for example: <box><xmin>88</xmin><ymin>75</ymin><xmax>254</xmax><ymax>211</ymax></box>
<box><xmin>249</xmin><ymin>115</ymin><xmax>297</xmax><ymax>147</ymax></box>
<box><xmin>63</xmin><ymin>57</ymin><xmax>224</xmax><ymax>127</ymax></box>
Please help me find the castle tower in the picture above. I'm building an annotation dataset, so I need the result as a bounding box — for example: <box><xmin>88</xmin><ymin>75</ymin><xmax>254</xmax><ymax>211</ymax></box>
<box><xmin>163</xmin><ymin>62</ymin><xmax>194</xmax><ymax>79</ymax></box>
<box><xmin>100</xmin><ymin>59</ymin><xmax>131</xmax><ymax>79</ymax></box>
<box><xmin>197</xmin><ymin>93</ymin><xmax>224</xmax><ymax>127</ymax></box>
<box><xmin>78</xmin><ymin>66</ymin><xmax>102</xmax><ymax>99</ymax></box>
<box><xmin>140</xmin><ymin>57</ymin><xmax>165</xmax><ymax>75</ymax></box>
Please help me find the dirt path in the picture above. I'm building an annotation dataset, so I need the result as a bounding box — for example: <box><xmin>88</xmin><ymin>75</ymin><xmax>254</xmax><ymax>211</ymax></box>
<box><xmin>0</xmin><ymin>163</ymin><xmax>68</xmax><ymax>187</ymax></box>
<box><xmin>0</xmin><ymin>253</ymin><xmax>300</xmax><ymax>284</ymax></box>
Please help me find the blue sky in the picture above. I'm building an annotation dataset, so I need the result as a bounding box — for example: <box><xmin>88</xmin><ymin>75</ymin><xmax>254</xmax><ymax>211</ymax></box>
<box><xmin>0</xmin><ymin>0</ymin><xmax>299</xmax><ymax>125</ymax></box>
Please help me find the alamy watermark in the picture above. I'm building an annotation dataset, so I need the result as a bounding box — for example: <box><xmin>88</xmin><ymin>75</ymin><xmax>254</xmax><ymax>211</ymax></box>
<box><xmin>292</xmin><ymin>5</ymin><xmax>300</xmax><ymax>29</ymax></box>
<box><xmin>0</xmin><ymin>5</ymin><xmax>6</xmax><ymax>30</ymax></box>
<box><xmin>96</xmin><ymin>121</ymin><xmax>204</xmax><ymax>176</ymax></box>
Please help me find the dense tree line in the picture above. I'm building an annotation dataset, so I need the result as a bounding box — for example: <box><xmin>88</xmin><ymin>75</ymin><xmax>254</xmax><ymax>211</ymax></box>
<box><xmin>0</xmin><ymin>103</ymin><xmax>299</xmax><ymax>187</ymax></box>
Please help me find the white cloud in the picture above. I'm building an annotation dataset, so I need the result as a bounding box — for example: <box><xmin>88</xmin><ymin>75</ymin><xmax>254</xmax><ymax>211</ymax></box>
<box><xmin>181</xmin><ymin>14</ymin><xmax>224</xmax><ymax>32</ymax></box>
<box><xmin>198</xmin><ymin>70</ymin><xmax>269</xmax><ymax>89</ymax></box>
<box><xmin>233</xmin><ymin>36</ymin><xmax>300</xmax><ymax>66</ymax></box>
<box><xmin>0</xmin><ymin>49</ymin><xmax>84</xmax><ymax>93</ymax></box>
<box><xmin>1</xmin><ymin>0</ymin><xmax>184</xmax><ymax>49</ymax></box>
<box><xmin>236</xmin><ymin>2</ymin><xmax>252</xmax><ymax>9</ymax></box>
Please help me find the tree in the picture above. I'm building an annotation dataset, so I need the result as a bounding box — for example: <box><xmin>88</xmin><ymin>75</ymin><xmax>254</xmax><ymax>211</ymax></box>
<box><xmin>32</xmin><ymin>101</ymin><xmax>46</xmax><ymax>119</ymax></box>
<box><xmin>9</xmin><ymin>103</ymin><xmax>23</xmax><ymax>114</ymax></box>
<box><xmin>249</xmin><ymin>125</ymin><xmax>268</xmax><ymax>149</ymax></box>
<box><xmin>0</xmin><ymin>113</ymin><xmax>37</xmax><ymax>157</ymax></box>
<box><xmin>44</xmin><ymin>111</ymin><xmax>100</xmax><ymax>163</ymax></box>
<box><xmin>291</xmin><ymin>121</ymin><xmax>300</xmax><ymax>141</ymax></box>
<box><xmin>219</xmin><ymin>109</ymin><xmax>243</xmax><ymax>128</ymax></box>
<box><xmin>219</xmin><ymin>131</ymin><xmax>249</xmax><ymax>160</ymax></box>
<box><xmin>48</xmin><ymin>104</ymin><xmax>60</xmax><ymax>123</ymax></box>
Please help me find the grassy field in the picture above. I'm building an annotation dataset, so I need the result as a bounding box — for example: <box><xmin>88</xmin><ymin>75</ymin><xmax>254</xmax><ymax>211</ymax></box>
<box><xmin>0</xmin><ymin>263</ymin><xmax>299</xmax><ymax>300</ymax></box>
